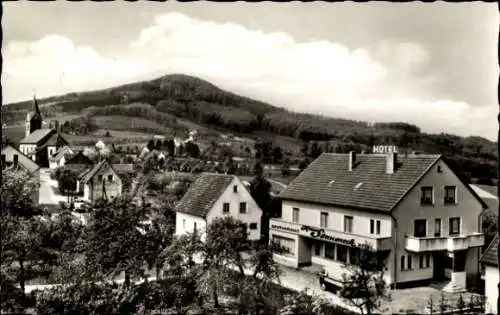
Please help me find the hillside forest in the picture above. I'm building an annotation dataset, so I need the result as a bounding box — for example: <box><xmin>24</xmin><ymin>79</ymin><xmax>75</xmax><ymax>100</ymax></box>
<box><xmin>1</xmin><ymin>74</ymin><xmax>497</xmax><ymax>183</ymax></box>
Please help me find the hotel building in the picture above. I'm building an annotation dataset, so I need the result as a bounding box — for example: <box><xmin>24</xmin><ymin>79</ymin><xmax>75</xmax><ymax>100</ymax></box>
<box><xmin>270</xmin><ymin>152</ymin><xmax>487</xmax><ymax>292</ymax></box>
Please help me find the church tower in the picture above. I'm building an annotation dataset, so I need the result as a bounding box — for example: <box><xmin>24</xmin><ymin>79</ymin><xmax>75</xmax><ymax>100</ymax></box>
<box><xmin>28</xmin><ymin>96</ymin><xmax>43</xmax><ymax>135</ymax></box>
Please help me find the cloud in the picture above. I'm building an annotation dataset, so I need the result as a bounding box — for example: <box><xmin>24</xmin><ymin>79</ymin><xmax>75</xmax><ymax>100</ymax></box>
<box><xmin>2</xmin><ymin>12</ymin><xmax>495</xmax><ymax>140</ymax></box>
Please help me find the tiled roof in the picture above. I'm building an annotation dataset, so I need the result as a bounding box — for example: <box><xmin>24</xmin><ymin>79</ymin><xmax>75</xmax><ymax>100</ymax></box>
<box><xmin>79</xmin><ymin>160</ymin><xmax>117</xmax><ymax>184</ymax></box>
<box><xmin>176</xmin><ymin>172</ymin><xmax>235</xmax><ymax>218</ymax></box>
<box><xmin>481</xmin><ymin>236</ymin><xmax>498</xmax><ymax>267</ymax></box>
<box><xmin>1</xmin><ymin>145</ymin><xmax>40</xmax><ymax>174</ymax></box>
<box><xmin>44</xmin><ymin>133</ymin><xmax>69</xmax><ymax>147</ymax></box>
<box><xmin>19</xmin><ymin>129</ymin><xmax>54</xmax><ymax>144</ymax></box>
<box><xmin>279</xmin><ymin>153</ymin><xmax>443</xmax><ymax>212</ymax></box>
<box><xmin>66</xmin><ymin>151</ymin><xmax>94</xmax><ymax>165</ymax></box>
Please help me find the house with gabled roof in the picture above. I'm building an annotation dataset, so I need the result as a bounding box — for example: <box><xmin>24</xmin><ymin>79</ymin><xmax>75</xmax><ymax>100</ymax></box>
<box><xmin>480</xmin><ymin>236</ymin><xmax>498</xmax><ymax>314</ymax></box>
<box><xmin>271</xmin><ymin>151</ymin><xmax>487</xmax><ymax>293</ymax></box>
<box><xmin>175</xmin><ymin>173</ymin><xmax>263</xmax><ymax>241</ymax></box>
<box><xmin>1</xmin><ymin>144</ymin><xmax>41</xmax><ymax>205</ymax></box>
<box><xmin>77</xmin><ymin>159</ymin><xmax>123</xmax><ymax>203</ymax></box>
<box><xmin>48</xmin><ymin>145</ymin><xmax>74</xmax><ymax>169</ymax></box>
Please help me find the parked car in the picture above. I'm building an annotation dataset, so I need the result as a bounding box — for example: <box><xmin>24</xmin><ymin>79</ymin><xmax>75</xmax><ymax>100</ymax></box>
<box><xmin>318</xmin><ymin>267</ymin><xmax>344</xmax><ymax>295</ymax></box>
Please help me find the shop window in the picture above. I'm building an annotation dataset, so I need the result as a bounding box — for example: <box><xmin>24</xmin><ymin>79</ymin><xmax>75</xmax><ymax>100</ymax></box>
<box><xmin>272</xmin><ymin>235</ymin><xmax>295</xmax><ymax>256</ymax></box>
<box><xmin>349</xmin><ymin>247</ymin><xmax>359</xmax><ymax>265</ymax></box>
<box><xmin>314</xmin><ymin>243</ymin><xmax>322</xmax><ymax>256</ymax></box>
<box><xmin>324</xmin><ymin>243</ymin><xmax>335</xmax><ymax>259</ymax></box>
<box><xmin>336</xmin><ymin>244</ymin><xmax>348</xmax><ymax>263</ymax></box>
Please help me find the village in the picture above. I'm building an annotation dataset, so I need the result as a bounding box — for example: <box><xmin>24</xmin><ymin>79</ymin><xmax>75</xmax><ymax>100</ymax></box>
<box><xmin>2</xmin><ymin>97</ymin><xmax>499</xmax><ymax>315</ymax></box>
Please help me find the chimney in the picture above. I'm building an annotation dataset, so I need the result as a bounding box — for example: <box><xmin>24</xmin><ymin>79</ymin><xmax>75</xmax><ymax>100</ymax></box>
<box><xmin>386</xmin><ymin>152</ymin><xmax>398</xmax><ymax>174</ymax></box>
<box><xmin>348</xmin><ymin>151</ymin><xmax>356</xmax><ymax>171</ymax></box>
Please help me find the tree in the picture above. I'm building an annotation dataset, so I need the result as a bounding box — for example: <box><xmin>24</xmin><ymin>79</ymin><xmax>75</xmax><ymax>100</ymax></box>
<box><xmin>79</xmin><ymin>198</ymin><xmax>150</xmax><ymax>286</ymax></box>
<box><xmin>272</xmin><ymin>146</ymin><xmax>283</xmax><ymax>164</ymax></box>
<box><xmin>340</xmin><ymin>245</ymin><xmax>391</xmax><ymax>315</ymax></box>
<box><xmin>281</xmin><ymin>157</ymin><xmax>291</xmax><ymax>177</ymax></box>
<box><xmin>142</xmin><ymin>215</ymin><xmax>175</xmax><ymax>280</ymax></box>
<box><xmin>249</xmin><ymin>174</ymin><xmax>273</xmax><ymax>242</ymax></box>
<box><xmin>309</xmin><ymin>141</ymin><xmax>322</xmax><ymax>159</ymax></box>
<box><xmin>145</xmin><ymin>139</ymin><xmax>155</xmax><ymax>152</ymax></box>
<box><xmin>166</xmin><ymin>139</ymin><xmax>175</xmax><ymax>157</ymax></box>
<box><xmin>104</xmin><ymin>130</ymin><xmax>111</xmax><ymax>137</ymax></box>
<box><xmin>253</xmin><ymin>160</ymin><xmax>264</xmax><ymax>178</ymax></box>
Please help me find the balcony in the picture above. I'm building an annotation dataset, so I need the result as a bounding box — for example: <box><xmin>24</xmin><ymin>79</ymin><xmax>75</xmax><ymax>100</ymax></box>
<box><xmin>269</xmin><ymin>218</ymin><xmax>393</xmax><ymax>251</ymax></box>
<box><xmin>405</xmin><ymin>232</ymin><xmax>484</xmax><ymax>253</ymax></box>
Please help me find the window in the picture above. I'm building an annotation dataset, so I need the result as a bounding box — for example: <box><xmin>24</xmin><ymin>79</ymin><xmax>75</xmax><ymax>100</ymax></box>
<box><xmin>401</xmin><ymin>256</ymin><xmax>405</xmax><ymax>271</ymax></box>
<box><xmin>325</xmin><ymin>243</ymin><xmax>335</xmax><ymax>259</ymax></box>
<box><xmin>370</xmin><ymin>219</ymin><xmax>381</xmax><ymax>235</ymax></box>
<box><xmin>98</xmin><ymin>174</ymin><xmax>103</xmax><ymax>181</ymax></box>
<box><xmin>407</xmin><ymin>255</ymin><xmax>412</xmax><ymax>270</ymax></box>
<box><xmin>233</xmin><ymin>185</ymin><xmax>238</xmax><ymax>193</ymax></box>
<box><xmin>444</xmin><ymin>186</ymin><xmax>456</xmax><ymax>204</ymax></box>
<box><xmin>434</xmin><ymin>218</ymin><xmax>442</xmax><ymax>237</ymax></box>
<box><xmin>194</xmin><ymin>222</ymin><xmax>197</xmax><ymax>232</ymax></box>
<box><xmin>223</xmin><ymin>203</ymin><xmax>230</xmax><ymax>213</ymax></box>
<box><xmin>314</xmin><ymin>243</ymin><xmax>322</xmax><ymax>256</ymax></box>
<box><xmin>239</xmin><ymin>202</ymin><xmax>247</xmax><ymax>213</ymax></box>
<box><xmin>414</xmin><ymin>219</ymin><xmax>427</xmax><ymax>238</ymax></box>
<box><xmin>292</xmin><ymin>208</ymin><xmax>299</xmax><ymax>223</ymax></box>
<box><xmin>349</xmin><ymin>247</ymin><xmax>359</xmax><ymax>265</ymax></box>
<box><xmin>344</xmin><ymin>216</ymin><xmax>353</xmax><ymax>233</ymax></box>
<box><xmin>337</xmin><ymin>244</ymin><xmax>348</xmax><ymax>263</ymax></box>
<box><xmin>420</xmin><ymin>186</ymin><xmax>433</xmax><ymax>205</ymax></box>
<box><xmin>182</xmin><ymin>219</ymin><xmax>186</xmax><ymax>229</ymax></box>
<box><xmin>249</xmin><ymin>223</ymin><xmax>258</xmax><ymax>230</ymax></box>
<box><xmin>320</xmin><ymin>212</ymin><xmax>328</xmax><ymax>228</ymax></box>
<box><xmin>419</xmin><ymin>254</ymin><xmax>431</xmax><ymax>268</ymax></box>
<box><xmin>272</xmin><ymin>235</ymin><xmax>295</xmax><ymax>256</ymax></box>
<box><xmin>449</xmin><ymin>217</ymin><xmax>461</xmax><ymax>235</ymax></box>
<box><xmin>107</xmin><ymin>175</ymin><xmax>113</xmax><ymax>181</ymax></box>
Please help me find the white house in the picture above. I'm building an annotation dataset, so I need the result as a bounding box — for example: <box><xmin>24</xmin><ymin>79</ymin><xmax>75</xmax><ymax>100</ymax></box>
<box><xmin>175</xmin><ymin>173</ymin><xmax>263</xmax><ymax>241</ymax></box>
<box><xmin>480</xmin><ymin>237</ymin><xmax>498</xmax><ymax>314</ymax></box>
<box><xmin>271</xmin><ymin>152</ymin><xmax>487</xmax><ymax>292</ymax></box>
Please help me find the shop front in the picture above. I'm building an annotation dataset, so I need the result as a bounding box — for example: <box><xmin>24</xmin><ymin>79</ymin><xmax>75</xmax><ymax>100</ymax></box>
<box><xmin>270</xmin><ymin>219</ymin><xmax>393</xmax><ymax>280</ymax></box>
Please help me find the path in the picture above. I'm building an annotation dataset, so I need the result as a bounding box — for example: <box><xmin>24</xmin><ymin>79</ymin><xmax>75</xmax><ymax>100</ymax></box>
<box><xmin>38</xmin><ymin>168</ymin><xmax>68</xmax><ymax>205</ymax></box>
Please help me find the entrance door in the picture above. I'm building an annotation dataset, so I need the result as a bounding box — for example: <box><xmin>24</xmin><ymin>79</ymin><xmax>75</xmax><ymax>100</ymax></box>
<box><xmin>433</xmin><ymin>252</ymin><xmax>446</xmax><ymax>280</ymax></box>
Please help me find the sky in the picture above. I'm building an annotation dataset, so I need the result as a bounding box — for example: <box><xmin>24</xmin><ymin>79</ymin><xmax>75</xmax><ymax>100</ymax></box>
<box><xmin>2</xmin><ymin>2</ymin><xmax>498</xmax><ymax>140</ymax></box>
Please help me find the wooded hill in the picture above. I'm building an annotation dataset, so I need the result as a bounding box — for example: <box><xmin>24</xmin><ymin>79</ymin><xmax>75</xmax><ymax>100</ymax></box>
<box><xmin>2</xmin><ymin>74</ymin><xmax>497</xmax><ymax>182</ymax></box>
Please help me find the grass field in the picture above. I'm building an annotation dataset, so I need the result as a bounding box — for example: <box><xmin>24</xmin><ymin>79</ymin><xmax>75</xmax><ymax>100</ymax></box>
<box><xmin>92</xmin><ymin>115</ymin><xmax>174</xmax><ymax>136</ymax></box>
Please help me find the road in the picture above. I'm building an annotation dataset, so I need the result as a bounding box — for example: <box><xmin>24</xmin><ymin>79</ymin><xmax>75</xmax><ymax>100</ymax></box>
<box><xmin>38</xmin><ymin>168</ymin><xmax>68</xmax><ymax>205</ymax></box>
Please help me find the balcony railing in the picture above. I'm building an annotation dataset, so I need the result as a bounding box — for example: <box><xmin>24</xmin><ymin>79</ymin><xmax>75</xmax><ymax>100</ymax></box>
<box><xmin>269</xmin><ymin>218</ymin><xmax>393</xmax><ymax>251</ymax></box>
<box><xmin>405</xmin><ymin>232</ymin><xmax>484</xmax><ymax>253</ymax></box>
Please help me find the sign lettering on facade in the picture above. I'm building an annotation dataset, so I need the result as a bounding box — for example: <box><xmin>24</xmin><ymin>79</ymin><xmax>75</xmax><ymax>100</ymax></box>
<box><xmin>270</xmin><ymin>224</ymin><xmax>300</xmax><ymax>234</ymax></box>
<box><xmin>300</xmin><ymin>225</ymin><xmax>359</xmax><ymax>247</ymax></box>
<box><xmin>372</xmin><ymin>145</ymin><xmax>398</xmax><ymax>154</ymax></box>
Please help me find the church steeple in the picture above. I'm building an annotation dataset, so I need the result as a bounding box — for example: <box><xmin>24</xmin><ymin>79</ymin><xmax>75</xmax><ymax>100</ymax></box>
<box><xmin>29</xmin><ymin>95</ymin><xmax>43</xmax><ymax>134</ymax></box>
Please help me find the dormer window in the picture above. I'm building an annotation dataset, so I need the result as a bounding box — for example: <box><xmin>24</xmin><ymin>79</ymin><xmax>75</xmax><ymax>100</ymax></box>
<box><xmin>354</xmin><ymin>182</ymin><xmax>363</xmax><ymax>190</ymax></box>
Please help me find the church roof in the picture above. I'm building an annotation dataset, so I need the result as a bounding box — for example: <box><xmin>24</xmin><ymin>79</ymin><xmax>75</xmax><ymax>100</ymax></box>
<box><xmin>30</xmin><ymin>96</ymin><xmax>43</xmax><ymax>121</ymax></box>
<box><xmin>19</xmin><ymin>129</ymin><xmax>55</xmax><ymax>145</ymax></box>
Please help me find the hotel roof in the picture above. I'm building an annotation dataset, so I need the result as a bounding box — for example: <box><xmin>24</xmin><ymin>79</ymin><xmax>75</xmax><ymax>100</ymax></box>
<box><xmin>175</xmin><ymin>173</ymin><xmax>235</xmax><ymax>218</ymax></box>
<box><xmin>279</xmin><ymin>153</ymin><xmax>488</xmax><ymax>213</ymax></box>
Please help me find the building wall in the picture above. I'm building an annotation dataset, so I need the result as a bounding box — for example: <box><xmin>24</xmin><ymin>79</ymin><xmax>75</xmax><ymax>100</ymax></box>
<box><xmin>392</xmin><ymin>160</ymin><xmax>484</xmax><ymax>285</ymax></box>
<box><xmin>19</xmin><ymin>144</ymin><xmax>37</xmax><ymax>157</ymax></box>
<box><xmin>206</xmin><ymin>177</ymin><xmax>263</xmax><ymax>240</ymax></box>
<box><xmin>484</xmin><ymin>265</ymin><xmax>498</xmax><ymax>314</ymax></box>
<box><xmin>175</xmin><ymin>211</ymin><xmax>207</xmax><ymax>241</ymax></box>
<box><xmin>88</xmin><ymin>166</ymin><xmax>122</xmax><ymax>202</ymax></box>
<box><xmin>281</xmin><ymin>200</ymin><xmax>393</xmax><ymax>238</ymax></box>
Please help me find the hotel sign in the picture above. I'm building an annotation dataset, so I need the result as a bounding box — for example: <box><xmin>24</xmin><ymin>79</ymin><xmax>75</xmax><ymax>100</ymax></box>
<box><xmin>300</xmin><ymin>225</ymin><xmax>360</xmax><ymax>247</ymax></box>
<box><xmin>372</xmin><ymin>145</ymin><xmax>398</xmax><ymax>154</ymax></box>
<box><xmin>270</xmin><ymin>224</ymin><xmax>300</xmax><ymax>234</ymax></box>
